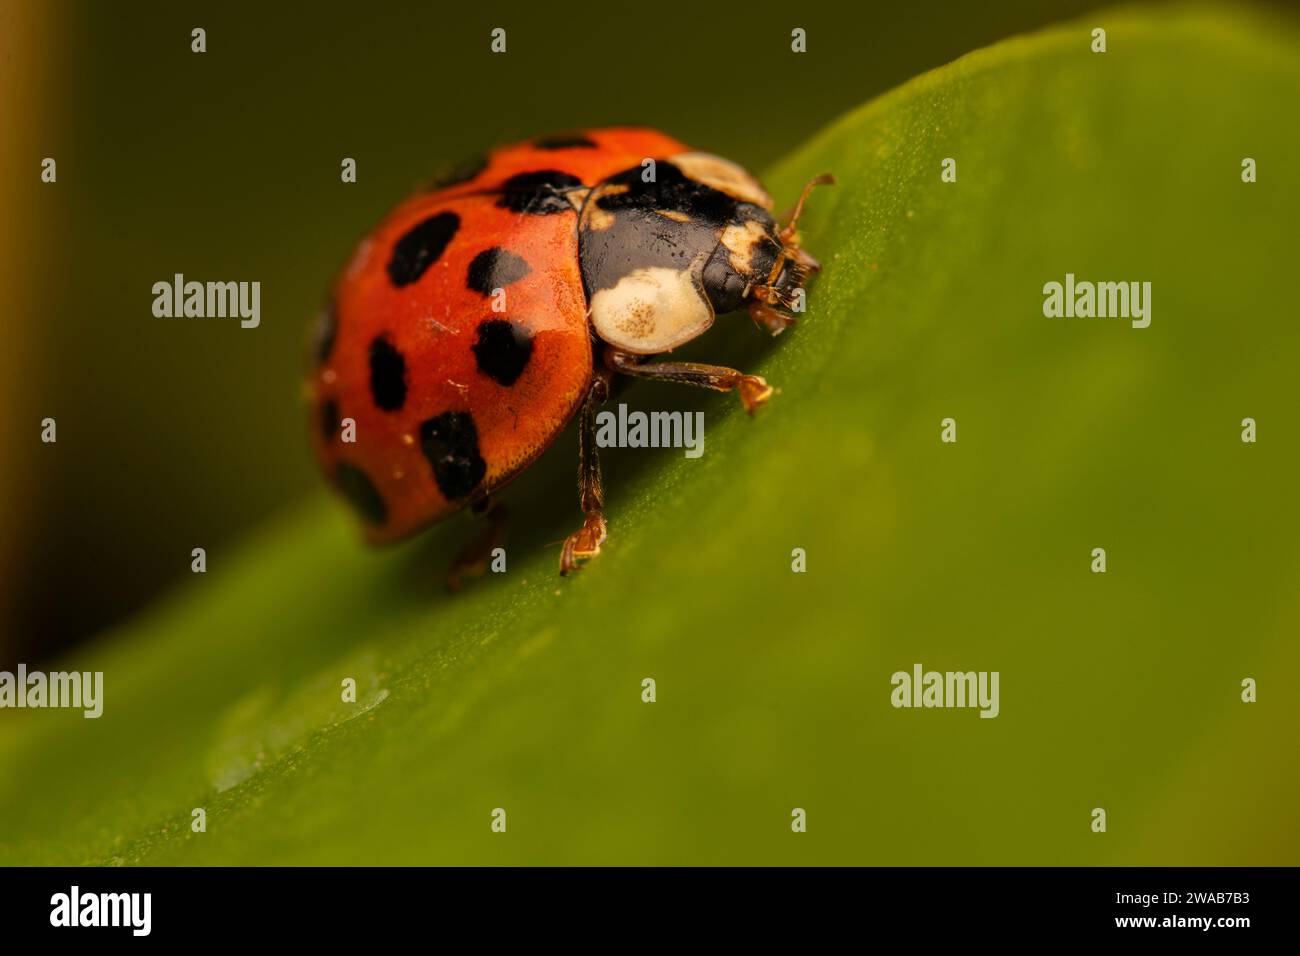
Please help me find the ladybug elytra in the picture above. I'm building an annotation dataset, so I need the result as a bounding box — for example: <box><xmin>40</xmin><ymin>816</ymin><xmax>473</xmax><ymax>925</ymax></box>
<box><xmin>310</xmin><ymin>127</ymin><xmax>830</xmax><ymax>576</ymax></box>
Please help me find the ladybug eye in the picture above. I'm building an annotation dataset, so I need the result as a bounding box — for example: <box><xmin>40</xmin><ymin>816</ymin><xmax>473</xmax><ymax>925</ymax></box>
<box><xmin>701</xmin><ymin>244</ymin><xmax>749</xmax><ymax>315</ymax></box>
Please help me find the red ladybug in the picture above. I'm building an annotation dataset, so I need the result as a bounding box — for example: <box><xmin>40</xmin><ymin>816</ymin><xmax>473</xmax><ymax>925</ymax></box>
<box><xmin>310</xmin><ymin>127</ymin><xmax>829</xmax><ymax>576</ymax></box>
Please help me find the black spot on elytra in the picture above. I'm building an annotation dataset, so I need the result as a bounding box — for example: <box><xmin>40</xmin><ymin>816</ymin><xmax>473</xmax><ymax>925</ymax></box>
<box><xmin>420</xmin><ymin>412</ymin><xmax>487</xmax><ymax>500</ymax></box>
<box><xmin>496</xmin><ymin>170</ymin><xmax>584</xmax><ymax>215</ymax></box>
<box><xmin>369</xmin><ymin>335</ymin><xmax>408</xmax><ymax>411</ymax></box>
<box><xmin>534</xmin><ymin>134</ymin><xmax>597</xmax><ymax>150</ymax></box>
<box><xmin>320</xmin><ymin>398</ymin><xmax>339</xmax><ymax>440</ymax></box>
<box><xmin>471</xmin><ymin>319</ymin><xmax>534</xmax><ymax>386</ymax></box>
<box><xmin>334</xmin><ymin>463</ymin><xmax>387</xmax><ymax>525</ymax></box>
<box><xmin>466</xmin><ymin>247</ymin><xmax>532</xmax><ymax>296</ymax></box>
<box><xmin>314</xmin><ymin>301</ymin><xmax>337</xmax><ymax>365</ymax></box>
<box><xmin>425</xmin><ymin>153</ymin><xmax>489</xmax><ymax>192</ymax></box>
<box><xmin>387</xmin><ymin>212</ymin><xmax>459</xmax><ymax>287</ymax></box>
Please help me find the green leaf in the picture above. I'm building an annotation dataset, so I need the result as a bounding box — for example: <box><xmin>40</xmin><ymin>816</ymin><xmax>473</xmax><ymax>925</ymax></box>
<box><xmin>4</xmin><ymin>3</ymin><xmax>1299</xmax><ymax>864</ymax></box>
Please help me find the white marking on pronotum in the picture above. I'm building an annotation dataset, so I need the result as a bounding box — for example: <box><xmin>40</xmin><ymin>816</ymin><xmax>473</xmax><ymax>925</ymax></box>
<box><xmin>669</xmin><ymin>152</ymin><xmax>772</xmax><ymax>208</ymax></box>
<box><xmin>588</xmin><ymin>265</ymin><xmax>714</xmax><ymax>354</ymax></box>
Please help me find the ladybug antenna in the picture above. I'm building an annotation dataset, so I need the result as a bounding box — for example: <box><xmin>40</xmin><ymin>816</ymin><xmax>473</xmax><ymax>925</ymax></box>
<box><xmin>779</xmin><ymin>173</ymin><xmax>835</xmax><ymax>244</ymax></box>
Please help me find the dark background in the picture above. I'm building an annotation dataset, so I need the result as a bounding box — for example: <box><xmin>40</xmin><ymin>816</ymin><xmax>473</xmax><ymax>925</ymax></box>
<box><xmin>4</xmin><ymin>0</ymin><xmax>1127</xmax><ymax>666</ymax></box>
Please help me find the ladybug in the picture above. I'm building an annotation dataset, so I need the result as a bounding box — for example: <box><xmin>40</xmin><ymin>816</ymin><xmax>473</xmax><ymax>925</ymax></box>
<box><xmin>310</xmin><ymin>127</ymin><xmax>830</xmax><ymax>576</ymax></box>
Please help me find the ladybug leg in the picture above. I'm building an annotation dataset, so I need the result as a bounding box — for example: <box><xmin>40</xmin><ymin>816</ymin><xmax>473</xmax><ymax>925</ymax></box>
<box><xmin>605</xmin><ymin>348</ymin><xmax>773</xmax><ymax>415</ymax></box>
<box><xmin>447</xmin><ymin>498</ymin><xmax>509</xmax><ymax>590</ymax></box>
<box><xmin>560</xmin><ymin>373</ymin><xmax>612</xmax><ymax>576</ymax></box>
<box><xmin>748</xmin><ymin>298</ymin><xmax>797</xmax><ymax>336</ymax></box>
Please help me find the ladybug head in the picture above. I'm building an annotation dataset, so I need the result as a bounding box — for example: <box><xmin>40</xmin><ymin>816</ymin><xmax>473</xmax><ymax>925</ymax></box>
<box><xmin>579</xmin><ymin>155</ymin><xmax>832</xmax><ymax>353</ymax></box>
<box><xmin>700</xmin><ymin>172</ymin><xmax>834</xmax><ymax>336</ymax></box>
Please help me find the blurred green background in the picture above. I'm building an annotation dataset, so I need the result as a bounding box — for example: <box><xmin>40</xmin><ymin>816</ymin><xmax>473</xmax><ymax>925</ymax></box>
<box><xmin>2</xmin><ymin>1</ymin><xmax>1299</xmax><ymax>867</ymax></box>
<box><xmin>1</xmin><ymin>0</ymin><xmax>1119</xmax><ymax>665</ymax></box>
